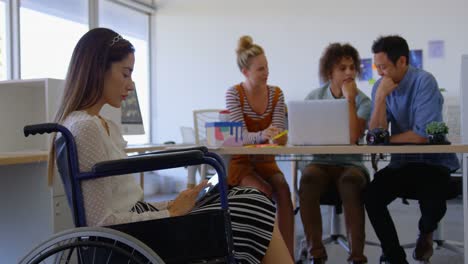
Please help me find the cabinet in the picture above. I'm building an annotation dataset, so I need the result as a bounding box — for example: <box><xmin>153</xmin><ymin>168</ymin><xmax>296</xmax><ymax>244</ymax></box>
<box><xmin>1</xmin><ymin>78</ymin><xmax>148</xmax><ymax>262</ymax></box>
<box><xmin>0</xmin><ymin>78</ymin><xmax>75</xmax><ymax>263</ymax></box>
<box><xmin>0</xmin><ymin>78</ymin><xmax>64</xmax><ymax>152</ymax></box>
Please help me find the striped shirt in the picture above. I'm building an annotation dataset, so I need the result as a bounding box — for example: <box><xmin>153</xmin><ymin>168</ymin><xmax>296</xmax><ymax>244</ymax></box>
<box><xmin>226</xmin><ymin>85</ymin><xmax>286</xmax><ymax>144</ymax></box>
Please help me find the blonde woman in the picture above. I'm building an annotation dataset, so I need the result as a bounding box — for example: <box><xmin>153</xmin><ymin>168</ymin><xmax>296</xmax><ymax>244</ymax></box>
<box><xmin>226</xmin><ymin>35</ymin><xmax>294</xmax><ymax>258</ymax></box>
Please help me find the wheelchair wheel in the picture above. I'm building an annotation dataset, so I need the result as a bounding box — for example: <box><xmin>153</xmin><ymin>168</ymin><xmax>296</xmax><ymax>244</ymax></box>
<box><xmin>19</xmin><ymin>226</ymin><xmax>165</xmax><ymax>264</ymax></box>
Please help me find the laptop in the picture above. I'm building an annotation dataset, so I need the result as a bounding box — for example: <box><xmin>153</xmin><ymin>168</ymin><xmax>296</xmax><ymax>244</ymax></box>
<box><xmin>287</xmin><ymin>99</ymin><xmax>350</xmax><ymax>145</ymax></box>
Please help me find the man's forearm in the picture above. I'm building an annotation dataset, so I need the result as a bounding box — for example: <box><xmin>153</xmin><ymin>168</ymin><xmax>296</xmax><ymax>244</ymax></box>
<box><xmin>390</xmin><ymin>131</ymin><xmax>428</xmax><ymax>144</ymax></box>
<box><xmin>369</xmin><ymin>96</ymin><xmax>388</xmax><ymax>130</ymax></box>
<box><xmin>348</xmin><ymin>100</ymin><xmax>363</xmax><ymax>144</ymax></box>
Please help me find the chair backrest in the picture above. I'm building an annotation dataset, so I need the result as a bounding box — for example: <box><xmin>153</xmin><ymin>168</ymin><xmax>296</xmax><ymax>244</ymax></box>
<box><xmin>180</xmin><ymin>126</ymin><xmax>196</xmax><ymax>144</ymax></box>
<box><xmin>55</xmin><ymin>136</ymin><xmax>84</xmax><ymax>227</ymax></box>
<box><xmin>193</xmin><ymin>109</ymin><xmax>223</xmax><ymax>145</ymax></box>
<box><xmin>54</xmin><ymin>131</ymin><xmax>95</xmax><ymax>228</ymax></box>
<box><xmin>23</xmin><ymin>123</ymin><xmax>85</xmax><ymax>227</ymax></box>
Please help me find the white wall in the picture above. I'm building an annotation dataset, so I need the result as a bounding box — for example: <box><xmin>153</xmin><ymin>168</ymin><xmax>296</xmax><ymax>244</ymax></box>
<box><xmin>462</xmin><ymin>55</ymin><xmax>468</xmax><ymax>144</ymax></box>
<box><xmin>151</xmin><ymin>0</ymin><xmax>468</xmax><ymax>143</ymax></box>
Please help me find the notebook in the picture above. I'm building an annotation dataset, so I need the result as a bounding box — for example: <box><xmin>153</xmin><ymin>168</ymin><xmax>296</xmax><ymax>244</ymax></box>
<box><xmin>287</xmin><ymin>99</ymin><xmax>350</xmax><ymax>145</ymax></box>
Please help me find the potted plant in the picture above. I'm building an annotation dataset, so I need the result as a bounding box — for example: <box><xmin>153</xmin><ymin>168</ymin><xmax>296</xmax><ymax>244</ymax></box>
<box><xmin>425</xmin><ymin>121</ymin><xmax>449</xmax><ymax>144</ymax></box>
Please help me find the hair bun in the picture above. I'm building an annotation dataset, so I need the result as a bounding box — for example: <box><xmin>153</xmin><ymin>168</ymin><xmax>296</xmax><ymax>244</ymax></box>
<box><xmin>237</xmin><ymin>35</ymin><xmax>253</xmax><ymax>54</ymax></box>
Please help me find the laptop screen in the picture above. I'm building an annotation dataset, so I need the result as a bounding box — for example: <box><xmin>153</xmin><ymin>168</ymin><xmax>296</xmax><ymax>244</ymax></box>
<box><xmin>287</xmin><ymin>99</ymin><xmax>350</xmax><ymax>145</ymax></box>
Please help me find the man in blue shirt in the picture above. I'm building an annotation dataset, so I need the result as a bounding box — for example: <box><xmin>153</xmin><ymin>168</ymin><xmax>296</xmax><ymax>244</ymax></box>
<box><xmin>364</xmin><ymin>35</ymin><xmax>459</xmax><ymax>264</ymax></box>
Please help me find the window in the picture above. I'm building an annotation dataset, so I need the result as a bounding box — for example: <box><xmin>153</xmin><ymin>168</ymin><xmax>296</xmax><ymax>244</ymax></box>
<box><xmin>101</xmin><ymin>0</ymin><xmax>151</xmax><ymax>144</ymax></box>
<box><xmin>0</xmin><ymin>0</ymin><xmax>6</xmax><ymax>80</ymax></box>
<box><xmin>20</xmin><ymin>0</ymin><xmax>88</xmax><ymax>79</ymax></box>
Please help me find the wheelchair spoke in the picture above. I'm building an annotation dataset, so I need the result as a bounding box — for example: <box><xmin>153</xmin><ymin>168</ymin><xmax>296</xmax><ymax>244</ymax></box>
<box><xmin>128</xmin><ymin>248</ymin><xmax>136</xmax><ymax>264</ymax></box>
<box><xmin>77</xmin><ymin>246</ymin><xmax>84</xmax><ymax>264</ymax></box>
<box><xmin>20</xmin><ymin>227</ymin><xmax>164</xmax><ymax>264</ymax></box>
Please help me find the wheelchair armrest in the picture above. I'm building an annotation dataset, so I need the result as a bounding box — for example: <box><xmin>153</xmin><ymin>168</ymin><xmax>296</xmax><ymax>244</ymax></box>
<box><xmin>91</xmin><ymin>150</ymin><xmax>205</xmax><ymax>176</ymax></box>
<box><xmin>24</xmin><ymin>123</ymin><xmax>62</xmax><ymax>136</ymax></box>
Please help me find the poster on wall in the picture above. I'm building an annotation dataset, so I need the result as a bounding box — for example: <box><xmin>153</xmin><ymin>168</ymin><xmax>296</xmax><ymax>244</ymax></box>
<box><xmin>409</xmin><ymin>49</ymin><xmax>423</xmax><ymax>69</ymax></box>
<box><xmin>428</xmin><ymin>40</ymin><xmax>445</xmax><ymax>59</ymax></box>
<box><xmin>359</xmin><ymin>58</ymin><xmax>373</xmax><ymax>81</ymax></box>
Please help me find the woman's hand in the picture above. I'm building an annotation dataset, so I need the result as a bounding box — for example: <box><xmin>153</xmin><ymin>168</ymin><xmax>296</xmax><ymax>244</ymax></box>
<box><xmin>341</xmin><ymin>79</ymin><xmax>358</xmax><ymax>101</ymax></box>
<box><xmin>167</xmin><ymin>180</ymin><xmax>208</xmax><ymax>217</ymax></box>
<box><xmin>376</xmin><ymin>76</ymin><xmax>398</xmax><ymax>99</ymax></box>
<box><xmin>272</xmin><ymin>132</ymin><xmax>288</xmax><ymax>145</ymax></box>
<box><xmin>262</xmin><ymin>126</ymin><xmax>281</xmax><ymax>141</ymax></box>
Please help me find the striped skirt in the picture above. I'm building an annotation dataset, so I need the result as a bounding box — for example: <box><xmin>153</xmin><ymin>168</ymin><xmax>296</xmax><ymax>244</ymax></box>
<box><xmin>132</xmin><ymin>186</ymin><xmax>276</xmax><ymax>264</ymax></box>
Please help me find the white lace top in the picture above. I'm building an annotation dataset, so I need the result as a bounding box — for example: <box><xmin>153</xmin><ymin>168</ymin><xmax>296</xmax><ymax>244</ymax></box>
<box><xmin>61</xmin><ymin>111</ymin><xmax>170</xmax><ymax>226</ymax></box>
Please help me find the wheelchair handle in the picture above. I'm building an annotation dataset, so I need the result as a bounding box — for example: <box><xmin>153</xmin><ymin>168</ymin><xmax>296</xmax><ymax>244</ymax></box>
<box><xmin>24</xmin><ymin>123</ymin><xmax>62</xmax><ymax>137</ymax></box>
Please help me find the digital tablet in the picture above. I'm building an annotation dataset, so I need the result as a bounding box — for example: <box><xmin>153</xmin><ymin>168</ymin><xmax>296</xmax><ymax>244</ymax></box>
<box><xmin>195</xmin><ymin>174</ymin><xmax>219</xmax><ymax>203</ymax></box>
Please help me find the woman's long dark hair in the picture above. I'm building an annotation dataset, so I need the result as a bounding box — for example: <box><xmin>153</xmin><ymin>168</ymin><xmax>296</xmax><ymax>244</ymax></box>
<box><xmin>47</xmin><ymin>28</ymin><xmax>135</xmax><ymax>184</ymax></box>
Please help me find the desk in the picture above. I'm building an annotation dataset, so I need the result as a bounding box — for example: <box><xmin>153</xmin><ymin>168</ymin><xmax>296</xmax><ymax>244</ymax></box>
<box><xmin>209</xmin><ymin>144</ymin><xmax>468</xmax><ymax>263</ymax></box>
<box><xmin>2</xmin><ymin>145</ymin><xmax>467</xmax><ymax>263</ymax></box>
<box><xmin>211</xmin><ymin>144</ymin><xmax>468</xmax><ymax>155</ymax></box>
<box><xmin>0</xmin><ymin>146</ymin><xmax>171</xmax><ymax>189</ymax></box>
<box><xmin>0</xmin><ymin>151</ymin><xmax>47</xmax><ymax>166</ymax></box>
<box><xmin>0</xmin><ymin>146</ymin><xmax>170</xmax><ymax>166</ymax></box>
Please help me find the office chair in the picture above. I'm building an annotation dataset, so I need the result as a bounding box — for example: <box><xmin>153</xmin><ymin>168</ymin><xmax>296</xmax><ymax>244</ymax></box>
<box><xmin>371</xmin><ymin>154</ymin><xmax>464</xmax><ymax>264</ymax></box>
<box><xmin>180</xmin><ymin>126</ymin><xmax>201</xmax><ymax>188</ymax></box>
<box><xmin>193</xmin><ymin>109</ymin><xmax>224</xmax><ymax>146</ymax></box>
<box><xmin>21</xmin><ymin>123</ymin><xmax>235</xmax><ymax>264</ymax></box>
<box><xmin>294</xmin><ymin>160</ymin><xmax>380</xmax><ymax>263</ymax></box>
<box><xmin>193</xmin><ymin>109</ymin><xmax>223</xmax><ymax>179</ymax></box>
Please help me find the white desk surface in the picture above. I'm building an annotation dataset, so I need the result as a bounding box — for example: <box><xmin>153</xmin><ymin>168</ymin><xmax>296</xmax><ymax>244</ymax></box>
<box><xmin>0</xmin><ymin>145</ymin><xmax>170</xmax><ymax>166</ymax></box>
<box><xmin>2</xmin><ymin>144</ymin><xmax>467</xmax><ymax>263</ymax></box>
<box><xmin>210</xmin><ymin>144</ymin><xmax>468</xmax><ymax>155</ymax></box>
<box><xmin>2</xmin><ymin>144</ymin><xmax>468</xmax><ymax>166</ymax></box>
<box><xmin>0</xmin><ymin>150</ymin><xmax>48</xmax><ymax>166</ymax></box>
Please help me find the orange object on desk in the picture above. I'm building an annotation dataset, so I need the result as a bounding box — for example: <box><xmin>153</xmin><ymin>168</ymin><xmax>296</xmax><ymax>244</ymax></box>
<box><xmin>244</xmin><ymin>144</ymin><xmax>281</xmax><ymax>148</ymax></box>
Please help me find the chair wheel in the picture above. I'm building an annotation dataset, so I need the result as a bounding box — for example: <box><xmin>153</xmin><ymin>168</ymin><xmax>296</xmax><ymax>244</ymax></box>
<box><xmin>19</xmin><ymin>227</ymin><xmax>164</xmax><ymax>264</ymax></box>
<box><xmin>379</xmin><ymin>254</ymin><xmax>388</xmax><ymax>264</ymax></box>
<box><xmin>295</xmin><ymin>247</ymin><xmax>308</xmax><ymax>264</ymax></box>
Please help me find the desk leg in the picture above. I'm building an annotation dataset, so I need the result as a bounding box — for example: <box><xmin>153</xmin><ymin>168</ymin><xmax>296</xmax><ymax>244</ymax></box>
<box><xmin>140</xmin><ymin>172</ymin><xmax>144</xmax><ymax>190</ymax></box>
<box><xmin>139</xmin><ymin>151</ymin><xmax>145</xmax><ymax>190</ymax></box>
<box><xmin>464</xmin><ymin>153</ymin><xmax>468</xmax><ymax>264</ymax></box>
<box><xmin>186</xmin><ymin>166</ymin><xmax>198</xmax><ymax>188</ymax></box>
<box><xmin>291</xmin><ymin>160</ymin><xmax>298</xmax><ymax>210</ymax></box>
<box><xmin>291</xmin><ymin>160</ymin><xmax>298</xmax><ymax>253</ymax></box>
<box><xmin>221</xmin><ymin>154</ymin><xmax>231</xmax><ymax>176</ymax></box>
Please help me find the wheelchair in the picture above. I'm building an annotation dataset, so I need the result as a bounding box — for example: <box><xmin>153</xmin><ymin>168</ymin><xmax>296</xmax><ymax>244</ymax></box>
<box><xmin>20</xmin><ymin>123</ymin><xmax>235</xmax><ymax>264</ymax></box>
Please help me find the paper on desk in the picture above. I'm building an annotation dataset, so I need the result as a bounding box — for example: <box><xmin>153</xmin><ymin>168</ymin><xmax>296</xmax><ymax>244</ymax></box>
<box><xmin>244</xmin><ymin>144</ymin><xmax>281</xmax><ymax>148</ymax></box>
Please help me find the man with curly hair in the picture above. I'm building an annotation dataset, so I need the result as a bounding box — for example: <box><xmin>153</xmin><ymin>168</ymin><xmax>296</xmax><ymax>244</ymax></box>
<box><xmin>299</xmin><ymin>43</ymin><xmax>371</xmax><ymax>264</ymax></box>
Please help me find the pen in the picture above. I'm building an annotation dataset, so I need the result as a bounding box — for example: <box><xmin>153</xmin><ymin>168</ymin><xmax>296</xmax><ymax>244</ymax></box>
<box><xmin>272</xmin><ymin>130</ymin><xmax>288</xmax><ymax>140</ymax></box>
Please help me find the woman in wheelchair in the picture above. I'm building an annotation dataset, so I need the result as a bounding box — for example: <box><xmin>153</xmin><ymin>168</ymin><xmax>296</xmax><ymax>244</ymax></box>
<box><xmin>46</xmin><ymin>28</ymin><xmax>293</xmax><ymax>264</ymax></box>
